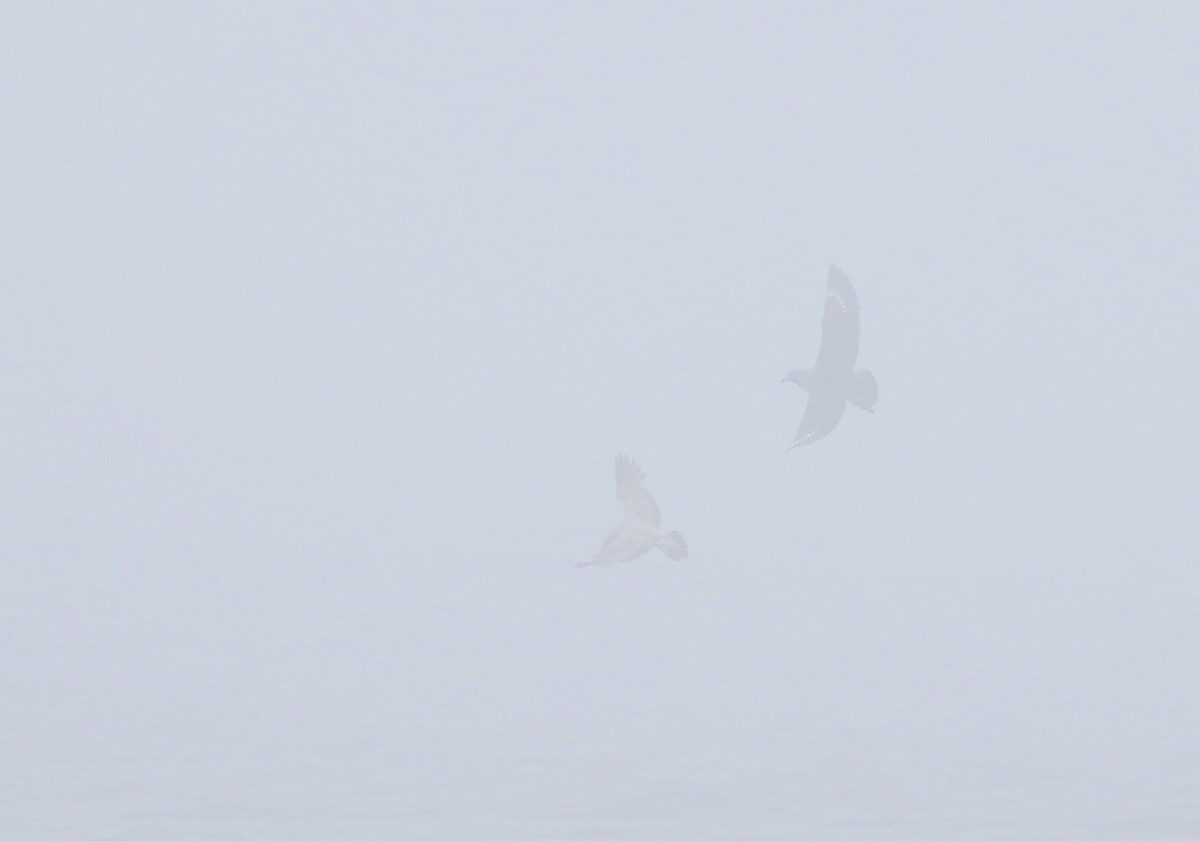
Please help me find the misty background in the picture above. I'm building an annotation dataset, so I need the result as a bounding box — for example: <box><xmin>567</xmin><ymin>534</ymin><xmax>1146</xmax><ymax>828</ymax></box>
<box><xmin>3</xmin><ymin>3</ymin><xmax>1198</xmax><ymax>837</ymax></box>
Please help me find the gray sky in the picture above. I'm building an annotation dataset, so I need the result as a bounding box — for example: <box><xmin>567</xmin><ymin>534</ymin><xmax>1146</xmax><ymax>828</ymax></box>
<box><xmin>3</xmin><ymin>0</ymin><xmax>1198</xmax><ymax>814</ymax></box>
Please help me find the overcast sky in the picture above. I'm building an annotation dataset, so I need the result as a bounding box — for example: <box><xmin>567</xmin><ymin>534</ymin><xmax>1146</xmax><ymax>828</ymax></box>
<box><xmin>3</xmin><ymin>0</ymin><xmax>1198</xmax><ymax>824</ymax></box>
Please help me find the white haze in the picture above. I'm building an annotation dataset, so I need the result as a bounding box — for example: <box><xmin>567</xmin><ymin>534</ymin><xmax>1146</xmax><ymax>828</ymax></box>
<box><xmin>3</xmin><ymin>3</ymin><xmax>1198</xmax><ymax>838</ymax></box>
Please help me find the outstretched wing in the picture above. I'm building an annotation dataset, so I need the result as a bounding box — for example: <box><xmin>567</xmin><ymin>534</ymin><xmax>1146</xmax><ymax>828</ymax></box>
<box><xmin>584</xmin><ymin>524</ymin><xmax>656</xmax><ymax>567</ymax></box>
<box><xmin>614</xmin><ymin>454</ymin><xmax>660</xmax><ymax>526</ymax></box>
<box><xmin>790</xmin><ymin>393</ymin><xmax>848</xmax><ymax>448</ymax></box>
<box><xmin>814</xmin><ymin>265</ymin><xmax>860</xmax><ymax>372</ymax></box>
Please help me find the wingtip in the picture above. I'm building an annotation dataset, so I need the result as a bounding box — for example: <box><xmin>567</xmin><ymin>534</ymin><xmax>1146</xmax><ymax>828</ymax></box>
<box><xmin>614</xmin><ymin>453</ymin><xmax>642</xmax><ymax>475</ymax></box>
<box><xmin>827</xmin><ymin>264</ymin><xmax>853</xmax><ymax>289</ymax></box>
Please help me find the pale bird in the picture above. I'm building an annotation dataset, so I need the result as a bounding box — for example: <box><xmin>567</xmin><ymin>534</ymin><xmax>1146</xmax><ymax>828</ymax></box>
<box><xmin>579</xmin><ymin>455</ymin><xmax>688</xmax><ymax>567</ymax></box>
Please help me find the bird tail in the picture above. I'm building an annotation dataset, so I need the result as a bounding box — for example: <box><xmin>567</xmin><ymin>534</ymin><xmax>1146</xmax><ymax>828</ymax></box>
<box><xmin>849</xmin><ymin>369</ymin><xmax>878</xmax><ymax>412</ymax></box>
<box><xmin>658</xmin><ymin>530</ymin><xmax>688</xmax><ymax>561</ymax></box>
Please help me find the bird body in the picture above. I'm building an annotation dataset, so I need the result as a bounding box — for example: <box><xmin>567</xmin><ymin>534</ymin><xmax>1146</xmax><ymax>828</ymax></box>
<box><xmin>783</xmin><ymin>265</ymin><xmax>877</xmax><ymax>447</ymax></box>
<box><xmin>783</xmin><ymin>368</ymin><xmax>877</xmax><ymax>410</ymax></box>
<box><xmin>580</xmin><ymin>455</ymin><xmax>687</xmax><ymax>567</ymax></box>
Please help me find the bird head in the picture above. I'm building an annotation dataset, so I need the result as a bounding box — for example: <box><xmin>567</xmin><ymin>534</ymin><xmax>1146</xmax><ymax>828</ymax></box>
<box><xmin>781</xmin><ymin>369</ymin><xmax>811</xmax><ymax>387</ymax></box>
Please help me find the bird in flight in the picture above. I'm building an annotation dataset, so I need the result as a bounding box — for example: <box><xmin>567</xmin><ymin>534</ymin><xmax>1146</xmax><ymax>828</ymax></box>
<box><xmin>782</xmin><ymin>265</ymin><xmax>878</xmax><ymax>448</ymax></box>
<box><xmin>579</xmin><ymin>455</ymin><xmax>688</xmax><ymax>567</ymax></box>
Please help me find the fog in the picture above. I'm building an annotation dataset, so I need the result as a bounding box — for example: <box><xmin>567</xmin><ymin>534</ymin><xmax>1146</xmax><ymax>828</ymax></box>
<box><xmin>3</xmin><ymin>3</ymin><xmax>1198</xmax><ymax>837</ymax></box>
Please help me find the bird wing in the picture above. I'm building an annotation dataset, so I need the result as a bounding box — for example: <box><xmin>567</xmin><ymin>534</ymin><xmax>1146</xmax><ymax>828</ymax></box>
<box><xmin>588</xmin><ymin>524</ymin><xmax>655</xmax><ymax>566</ymax></box>
<box><xmin>790</xmin><ymin>393</ymin><xmax>848</xmax><ymax>448</ymax></box>
<box><xmin>614</xmin><ymin>454</ymin><xmax>661</xmax><ymax>526</ymax></box>
<box><xmin>814</xmin><ymin>265</ymin><xmax>860</xmax><ymax>372</ymax></box>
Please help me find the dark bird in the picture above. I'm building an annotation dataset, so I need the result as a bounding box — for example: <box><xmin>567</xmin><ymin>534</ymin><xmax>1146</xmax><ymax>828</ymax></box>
<box><xmin>782</xmin><ymin>265</ymin><xmax>878</xmax><ymax>447</ymax></box>
<box><xmin>579</xmin><ymin>455</ymin><xmax>688</xmax><ymax>567</ymax></box>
